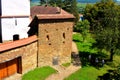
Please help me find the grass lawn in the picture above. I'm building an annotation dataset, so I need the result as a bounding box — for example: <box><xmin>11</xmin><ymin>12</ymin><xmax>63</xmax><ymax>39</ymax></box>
<box><xmin>65</xmin><ymin>33</ymin><xmax>120</xmax><ymax>80</ymax></box>
<box><xmin>64</xmin><ymin>65</ymin><xmax>113</xmax><ymax>80</ymax></box>
<box><xmin>73</xmin><ymin>33</ymin><xmax>97</xmax><ymax>53</ymax></box>
<box><xmin>22</xmin><ymin>66</ymin><xmax>57</xmax><ymax>80</ymax></box>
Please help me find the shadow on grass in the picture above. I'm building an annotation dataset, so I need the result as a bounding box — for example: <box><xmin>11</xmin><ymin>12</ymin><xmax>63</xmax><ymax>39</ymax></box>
<box><xmin>73</xmin><ymin>39</ymin><xmax>82</xmax><ymax>42</ymax></box>
<box><xmin>97</xmin><ymin>69</ymin><xmax>120</xmax><ymax>80</ymax></box>
<box><xmin>79</xmin><ymin>51</ymin><xmax>108</xmax><ymax>67</ymax></box>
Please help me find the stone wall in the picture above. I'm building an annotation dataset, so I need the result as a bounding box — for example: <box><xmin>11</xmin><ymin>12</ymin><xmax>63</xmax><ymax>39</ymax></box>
<box><xmin>0</xmin><ymin>35</ymin><xmax>38</xmax><ymax>74</ymax></box>
<box><xmin>38</xmin><ymin>19</ymin><xmax>74</xmax><ymax>66</ymax></box>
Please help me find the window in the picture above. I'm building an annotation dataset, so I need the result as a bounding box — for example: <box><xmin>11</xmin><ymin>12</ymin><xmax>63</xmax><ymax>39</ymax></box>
<box><xmin>63</xmin><ymin>33</ymin><xmax>65</xmax><ymax>39</ymax></box>
<box><xmin>46</xmin><ymin>35</ymin><xmax>49</xmax><ymax>41</ymax></box>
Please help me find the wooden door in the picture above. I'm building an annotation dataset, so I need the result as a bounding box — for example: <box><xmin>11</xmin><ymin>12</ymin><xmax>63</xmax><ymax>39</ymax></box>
<box><xmin>0</xmin><ymin>63</ymin><xmax>7</xmax><ymax>80</ymax></box>
<box><xmin>7</xmin><ymin>59</ymin><xmax>18</xmax><ymax>76</ymax></box>
<box><xmin>0</xmin><ymin>58</ymin><xmax>19</xmax><ymax>80</ymax></box>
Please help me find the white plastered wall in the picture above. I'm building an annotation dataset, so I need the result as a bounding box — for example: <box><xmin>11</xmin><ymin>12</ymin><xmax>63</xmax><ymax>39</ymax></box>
<box><xmin>2</xmin><ymin>18</ymin><xmax>30</xmax><ymax>41</ymax></box>
<box><xmin>2</xmin><ymin>0</ymin><xmax>30</xmax><ymax>16</ymax></box>
<box><xmin>1</xmin><ymin>0</ymin><xmax>30</xmax><ymax>41</ymax></box>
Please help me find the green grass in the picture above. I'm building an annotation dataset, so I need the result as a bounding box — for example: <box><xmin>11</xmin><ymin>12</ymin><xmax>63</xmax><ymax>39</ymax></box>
<box><xmin>65</xmin><ymin>33</ymin><xmax>120</xmax><ymax>80</ymax></box>
<box><xmin>64</xmin><ymin>65</ymin><xmax>113</xmax><ymax>80</ymax></box>
<box><xmin>73</xmin><ymin>33</ymin><xmax>97</xmax><ymax>53</ymax></box>
<box><xmin>62</xmin><ymin>62</ymin><xmax>71</xmax><ymax>67</ymax></box>
<box><xmin>22</xmin><ymin>66</ymin><xmax>57</xmax><ymax>80</ymax></box>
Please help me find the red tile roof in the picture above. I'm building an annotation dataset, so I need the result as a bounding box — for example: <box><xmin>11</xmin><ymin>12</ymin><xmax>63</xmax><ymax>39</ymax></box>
<box><xmin>31</xmin><ymin>6</ymin><xmax>75</xmax><ymax>19</ymax></box>
<box><xmin>0</xmin><ymin>35</ymin><xmax>37</xmax><ymax>52</ymax></box>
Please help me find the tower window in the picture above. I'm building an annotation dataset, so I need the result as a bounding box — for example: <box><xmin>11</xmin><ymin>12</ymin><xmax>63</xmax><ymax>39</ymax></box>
<box><xmin>63</xmin><ymin>33</ymin><xmax>65</xmax><ymax>39</ymax></box>
<box><xmin>67</xmin><ymin>28</ymin><xmax>69</xmax><ymax>30</ymax></box>
<box><xmin>46</xmin><ymin>35</ymin><xmax>49</xmax><ymax>41</ymax></box>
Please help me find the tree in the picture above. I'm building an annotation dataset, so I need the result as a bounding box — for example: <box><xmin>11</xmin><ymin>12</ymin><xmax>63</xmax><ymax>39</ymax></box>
<box><xmin>84</xmin><ymin>0</ymin><xmax>120</xmax><ymax>61</ymax></box>
<box><xmin>63</xmin><ymin>0</ymin><xmax>79</xmax><ymax>23</ymax></box>
<box><xmin>40</xmin><ymin>0</ymin><xmax>46</xmax><ymax>5</ymax></box>
<box><xmin>75</xmin><ymin>20</ymin><xmax>90</xmax><ymax>41</ymax></box>
<box><xmin>49</xmin><ymin>0</ymin><xmax>63</xmax><ymax>7</ymax></box>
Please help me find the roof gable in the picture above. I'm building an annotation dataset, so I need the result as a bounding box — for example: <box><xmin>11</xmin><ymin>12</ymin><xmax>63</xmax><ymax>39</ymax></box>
<box><xmin>30</xmin><ymin>6</ymin><xmax>75</xmax><ymax>19</ymax></box>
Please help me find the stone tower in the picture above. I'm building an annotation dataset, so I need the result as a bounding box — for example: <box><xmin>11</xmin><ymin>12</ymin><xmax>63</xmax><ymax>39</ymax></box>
<box><xmin>30</xmin><ymin>6</ymin><xmax>75</xmax><ymax>66</ymax></box>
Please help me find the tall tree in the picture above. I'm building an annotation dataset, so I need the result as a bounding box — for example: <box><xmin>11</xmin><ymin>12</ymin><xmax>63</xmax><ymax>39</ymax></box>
<box><xmin>84</xmin><ymin>0</ymin><xmax>120</xmax><ymax>61</ymax></box>
<box><xmin>63</xmin><ymin>0</ymin><xmax>79</xmax><ymax>23</ymax></box>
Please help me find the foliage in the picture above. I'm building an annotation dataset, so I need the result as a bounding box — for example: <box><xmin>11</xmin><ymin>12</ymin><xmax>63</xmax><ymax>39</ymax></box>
<box><xmin>65</xmin><ymin>33</ymin><xmax>120</xmax><ymax>80</ymax></box>
<box><xmin>74</xmin><ymin>20</ymin><xmax>90</xmax><ymax>41</ymax></box>
<box><xmin>84</xmin><ymin>0</ymin><xmax>120</xmax><ymax>61</ymax></box>
<box><xmin>73</xmin><ymin>33</ymin><xmax>96</xmax><ymax>53</ymax></box>
<box><xmin>73</xmin><ymin>33</ymin><xmax>98</xmax><ymax>66</ymax></box>
<box><xmin>97</xmin><ymin>64</ymin><xmax>120</xmax><ymax>80</ymax></box>
<box><xmin>40</xmin><ymin>0</ymin><xmax>46</xmax><ymax>5</ymax></box>
<box><xmin>63</xmin><ymin>0</ymin><xmax>79</xmax><ymax>23</ymax></box>
<box><xmin>22</xmin><ymin>66</ymin><xmax>57</xmax><ymax>80</ymax></box>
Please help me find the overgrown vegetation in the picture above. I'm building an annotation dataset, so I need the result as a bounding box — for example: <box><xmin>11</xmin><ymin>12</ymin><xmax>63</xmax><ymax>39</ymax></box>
<box><xmin>22</xmin><ymin>66</ymin><xmax>57</xmax><ymax>80</ymax></box>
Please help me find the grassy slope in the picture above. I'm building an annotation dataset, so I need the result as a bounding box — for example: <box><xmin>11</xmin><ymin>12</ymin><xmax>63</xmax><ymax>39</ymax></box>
<box><xmin>22</xmin><ymin>66</ymin><xmax>57</xmax><ymax>80</ymax></box>
<box><xmin>65</xmin><ymin>33</ymin><xmax>120</xmax><ymax>80</ymax></box>
<box><xmin>72</xmin><ymin>33</ymin><xmax>97</xmax><ymax>53</ymax></box>
<box><xmin>64</xmin><ymin>65</ymin><xmax>112</xmax><ymax>80</ymax></box>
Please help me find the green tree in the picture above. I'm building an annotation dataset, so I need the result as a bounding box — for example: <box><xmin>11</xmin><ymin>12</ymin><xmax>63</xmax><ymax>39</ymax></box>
<box><xmin>63</xmin><ymin>0</ymin><xmax>79</xmax><ymax>23</ymax></box>
<box><xmin>84</xmin><ymin>0</ymin><xmax>120</xmax><ymax>61</ymax></box>
<box><xmin>40</xmin><ymin>0</ymin><xmax>46</xmax><ymax>5</ymax></box>
<box><xmin>75</xmin><ymin>20</ymin><xmax>90</xmax><ymax>41</ymax></box>
<box><xmin>49</xmin><ymin>0</ymin><xmax>63</xmax><ymax>7</ymax></box>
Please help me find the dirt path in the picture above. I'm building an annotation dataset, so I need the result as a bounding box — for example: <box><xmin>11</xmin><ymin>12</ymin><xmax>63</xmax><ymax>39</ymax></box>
<box><xmin>45</xmin><ymin>65</ymin><xmax>81</xmax><ymax>80</ymax></box>
<box><xmin>45</xmin><ymin>41</ymin><xmax>80</xmax><ymax>80</ymax></box>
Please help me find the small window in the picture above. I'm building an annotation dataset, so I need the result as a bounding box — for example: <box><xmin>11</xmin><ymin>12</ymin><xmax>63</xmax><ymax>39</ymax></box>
<box><xmin>67</xmin><ymin>28</ymin><xmax>69</xmax><ymax>30</ymax></box>
<box><xmin>46</xmin><ymin>35</ymin><xmax>49</xmax><ymax>41</ymax></box>
<box><xmin>49</xmin><ymin>43</ymin><xmax>51</xmax><ymax>45</ymax></box>
<box><xmin>45</xmin><ymin>29</ymin><xmax>48</xmax><ymax>33</ymax></box>
<box><xmin>63</xmin><ymin>33</ymin><xmax>65</xmax><ymax>39</ymax></box>
<box><xmin>15</xmin><ymin>18</ymin><xmax>17</xmax><ymax>26</ymax></box>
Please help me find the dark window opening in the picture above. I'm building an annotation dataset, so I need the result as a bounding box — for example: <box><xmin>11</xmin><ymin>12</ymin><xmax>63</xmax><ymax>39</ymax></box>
<box><xmin>56</xmin><ymin>29</ymin><xmax>58</xmax><ymax>31</ymax></box>
<box><xmin>13</xmin><ymin>34</ymin><xmax>19</xmax><ymax>41</ymax></box>
<box><xmin>49</xmin><ymin>43</ymin><xmax>51</xmax><ymax>45</ymax></box>
<box><xmin>45</xmin><ymin>29</ymin><xmax>48</xmax><ymax>33</ymax></box>
<box><xmin>15</xmin><ymin>18</ymin><xmax>17</xmax><ymax>26</ymax></box>
<box><xmin>67</xmin><ymin>28</ymin><xmax>69</xmax><ymax>30</ymax></box>
<box><xmin>63</xmin><ymin>33</ymin><xmax>65</xmax><ymax>39</ymax></box>
<box><xmin>63</xmin><ymin>41</ymin><xmax>65</xmax><ymax>44</ymax></box>
<box><xmin>46</xmin><ymin>35</ymin><xmax>49</xmax><ymax>41</ymax></box>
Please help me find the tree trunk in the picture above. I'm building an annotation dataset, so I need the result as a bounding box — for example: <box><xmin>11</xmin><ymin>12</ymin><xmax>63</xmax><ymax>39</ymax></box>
<box><xmin>110</xmin><ymin>49</ymin><xmax>114</xmax><ymax>61</ymax></box>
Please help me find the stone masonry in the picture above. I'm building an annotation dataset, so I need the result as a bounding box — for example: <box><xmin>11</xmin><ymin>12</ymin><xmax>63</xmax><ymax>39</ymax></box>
<box><xmin>37</xmin><ymin>19</ymin><xmax>74</xmax><ymax>66</ymax></box>
<box><xmin>0</xmin><ymin>36</ymin><xmax>37</xmax><ymax>76</ymax></box>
